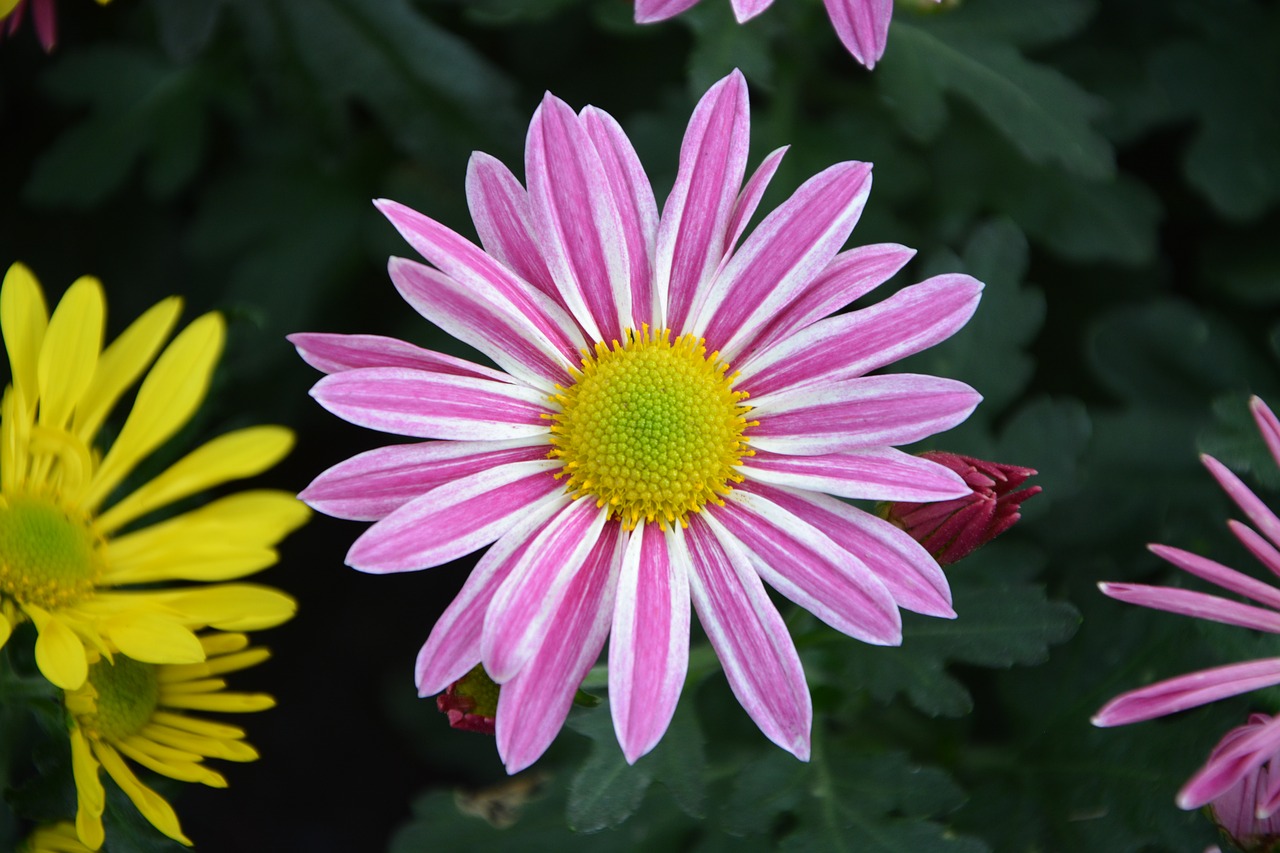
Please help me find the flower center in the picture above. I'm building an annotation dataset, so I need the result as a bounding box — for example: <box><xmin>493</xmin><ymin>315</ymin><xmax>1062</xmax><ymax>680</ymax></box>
<box><xmin>0</xmin><ymin>496</ymin><xmax>102</xmax><ymax>609</ymax></box>
<box><xmin>548</xmin><ymin>326</ymin><xmax>756</xmax><ymax>529</ymax></box>
<box><xmin>82</xmin><ymin>656</ymin><xmax>160</xmax><ymax>742</ymax></box>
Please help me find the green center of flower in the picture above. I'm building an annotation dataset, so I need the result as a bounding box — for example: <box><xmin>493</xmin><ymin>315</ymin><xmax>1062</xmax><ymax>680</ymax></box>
<box><xmin>548</xmin><ymin>327</ymin><xmax>756</xmax><ymax>529</ymax></box>
<box><xmin>0</xmin><ymin>496</ymin><xmax>102</xmax><ymax>609</ymax></box>
<box><xmin>83</xmin><ymin>656</ymin><xmax>160</xmax><ymax>742</ymax></box>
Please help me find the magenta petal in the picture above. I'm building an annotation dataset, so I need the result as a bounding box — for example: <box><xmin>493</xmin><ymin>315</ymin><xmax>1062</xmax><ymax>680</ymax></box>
<box><xmin>683</xmin><ymin>518</ymin><xmax>812</xmax><ymax>759</ymax></box>
<box><xmin>1179</xmin><ymin>715</ymin><xmax>1280</xmax><ymax>810</ymax></box>
<box><xmin>609</xmin><ymin>523</ymin><xmax>690</xmax><ymax>764</ymax></box>
<box><xmin>345</xmin><ymin>460</ymin><xmax>563</xmax><ymax>573</ymax></box>
<box><xmin>288</xmin><ymin>332</ymin><xmax>515</xmax><ymax>383</ymax></box>
<box><xmin>1230</xmin><ymin>520</ymin><xmax>1280</xmax><ymax>583</ymax></box>
<box><xmin>1152</xmin><ymin>542</ymin><xmax>1280</xmax><ymax>612</ymax></box>
<box><xmin>749</xmin><ymin>374</ymin><xmax>982</xmax><ymax>454</ymax></box>
<box><xmin>743</xmin><ymin>447</ymin><xmax>970</xmax><ymax>503</ymax></box>
<box><xmin>1204</xmin><ymin>454</ymin><xmax>1280</xmax><ymax>552</ymax></box>
<box><xmin>1092</xmin><ymin>658</ymin><xmax>1280</xmax><ymax>726</ymax></box>
<box><xmin>483</xmin><ymin>500</ymin><xmax>609</xmax><ymax>682</ymax></box>
<box><xmin>656</xmin><ymin>70</ymin><xmax>751</xmax><ymax>331</ymax></box>
<box><xmin>300</xmin><ymin>439</ymin><xmax>549</xmax><ymax>521</ymax></box>
<box><xmin>724</xmin><ymin>146</ymin><xmax>788</xmax><ymax>259</ymax></box>
<box><xmin>698</xmin><ymin>161</ymin><xmax>873</xmax><ymax>360</ymax></box>
<box><xmin>824</xmin><ymin>0</ymin><xmax>893</xmax><ymax>69</ymax></box>
<box><xmin>526</xmin><ymin>94</ymin><xmax>632</xmax><ymax>342</ymax></box>
<box><xmin>742</xmin><ymin>481</ymin><xmax>954</xmax><ymax>617</ymax></box>
<box><xmin>737</xmin><ymin>274</ymin><xmax>983</xmax><ymax>396</ymax></box>
<box><xmin>466</xmin><ymin>152</ymin><xmax>558</xmax><ymax>297</ymax></box>
<box><xmin>582</xmin><ymin>106</ymin><xmax>660</xmax><ymax>329</ymax></box>
<box><xmin>496</xmin><ymin>525</ymin><xmax>622</xmax><ymax>774</ymax></box>
<box><xmin>310</xmin><ymin>367</ymin><xmax>551</xmax><ymax>440</ymax></box>
<box><xmin>635</xmin><ymin>0</ymin><xmax>702</xmax><ymax>23</ymax></box>
<box><xmin>1099</xmin><ymin>582</ymin><xmax>1280</xmax><ymax>634</ymax></box>
<box><xmin>1253</xmin><ymin>396</ymin><xmax>1280</xmax><ymax>469</ymax></box>
<box><xmin>415</xmin><ymin>495</ymin><xmax>567</xmax><ymax>697</ymax></box>
<box><xmin>749</xmin><ymin>243</ymin><xmax>917</xmax><ymax>354</ymax></box>
<box><xmin>711</xmin><ymin>491</ymin><xmax>902</xmax><ymax>645</ymax></box>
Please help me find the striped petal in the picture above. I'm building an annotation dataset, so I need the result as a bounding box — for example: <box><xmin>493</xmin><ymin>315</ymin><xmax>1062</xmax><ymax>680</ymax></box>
<box><xmin>300</xmin><ymin>438</ymin><xmax>549</xmax><ymax>521</ymax></box>
<box><xmin>466</xmin><ymin>151</ymin><xmax>558</xmax><ymax>296</ymax></box>
<box><xmin>288</xmin><ymin>331</ymin><xmax>515</xmax><ymax>383</ymax></box>
<box><xmin>743</xmin><ymin>446</ymin><xmax>970</xmax><ymax>502</ymax></box>
<box><xmin>1093</xmin><ymin>658</ymin><xmax>1280</xmax><ymax>726</ymax></box>
<box><xmin>609</xmin><ymin>522</ymin><xmax>690</xmax><ymax>764</ymax></box>
<box><xmin>724</xmin><ymin>146</ymin><xmax>788</xmax><ymax>258</ymax></box>
<box><xmin>749</xmin><ymin>374</ymin><xmax>981</xmax><ymax>454</ymax></box>
<box><xmin>730</xmin><ymin>0</ymin><xmax>774</xmax><ymax>22</ymax></box>
<box><xmin>346</xmin><ymin>459</ymin><xmax>562</xmax><ymax>573</ymax></box>
<box><xmin>683</xmin><ymin>518</ymin><xmax>811</xmax><ymax>759</ymax></box>
<box><xmin>738</xmin><ymin>273</ymin><xmax>983</xmax><ymax>396</ymax></box>
<box><xmin>310</xmin><ymin>367</ymin><xmax>551</xmax><ymax>441</ymax></box>
<box><xmin>824</xmin><ymin>0</ymin><xmax>893</xmax><ymax>69</ymax></box>
<box><xmin>635</xmin><ymin>0</ymin><xmax>702</xmax><ymax>22</ymax></box>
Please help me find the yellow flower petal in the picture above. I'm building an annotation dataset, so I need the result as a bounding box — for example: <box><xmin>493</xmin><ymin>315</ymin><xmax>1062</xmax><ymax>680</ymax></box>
<box><xmin>160</xmin><ymin>677</ymin><xmax>227</xmax><ymax>695</ymax></box>
<box><xmin>198</xmin><ymin>631</ymin><xmax>249</xmax><ymax>657</ymax></box>
<box><xmin>159</xmin><ymin>691</ymin><xmax>276</xmax><ymax>713</ymax></box>
<box><xmin>131</xmin><ymin>584</ymin><xmax>297</xmax><ymax>632</ymax></box>
<box><xmin>70</xmin><ymin>728</ymin><xmax>105</xmax><ymax>850</ymax></box>
<box><xmin>92</xmin><ymin>742</ymin><xmax>192</xmax><ymax>846</ymax></box>
<box><xmin>103</xmin><ymin>614</ymin><xmax>205</xmax><ymax>665</ymax></box>
<box><xmin>73</xmin><ymin>296</ymin><xmax>182</xmax><ymax>445</ymax></box>
<box><xmin>140</xmin><ymin>722</ymin><xmax>258</xmax><ymax>762</ymax></box>
<box><xmin>95</xmin><ymin>429</ymin><xmax>297</xmax><ymax>535</ymax></box>
<box><xmin>0</xmin><ymin>611</ymin><xmax>11</xmax><ymax>651</ymax></box>
<box><xmin>115</xmin><ymin>736</ymin><xmax>226</xmax><ymax>787</ymax></box>
<box><xmin>37</xmin><ymin>277</ymin><xmax>104</xmax><ymax>432</ymax></box>
<box><xmin>1</xmin><ymin>263</ymin><xmax>49</xmax><ymax>419</ymax></box>
<box><xmin>29</xmin><ymin>608</ymin><xmax>89</xmax><ymax>690</ymax></box>
<box><xmin>85</xmin><ymin>312</ymin><xmax>225</xmax><ymax>512</ymax></box>
<box><xmin>151</xmin><ymin>710</ymin><xmax>245</xmax><ymax>740</ymax></box>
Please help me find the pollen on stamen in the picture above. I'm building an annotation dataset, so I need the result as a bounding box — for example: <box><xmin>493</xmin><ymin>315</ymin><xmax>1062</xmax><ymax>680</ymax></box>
<box><xmin>546</xmin><ymin>326</ymin><xmax>755</xmax><ymax>530</ymax></box>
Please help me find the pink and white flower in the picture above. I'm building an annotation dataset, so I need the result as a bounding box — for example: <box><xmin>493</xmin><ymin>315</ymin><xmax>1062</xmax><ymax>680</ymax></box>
<box><xmin>1195</xmin><ymin>713</ymin><xmax>1280</xmax><ymax>843</ymax></box>
<box><xmin>293</xmin><ymin>69</ymin><xmax>983</xmax><ymax>773</ymax></box>
<box><xmin>1094</xmin><ymin>396</ymin><xmax>1280</xmax><ymax>807</ymax></box>
<box><xmin>635</xmin><ymin>0</ymin><xmax>938</xmax><ymax>69</ymax></box>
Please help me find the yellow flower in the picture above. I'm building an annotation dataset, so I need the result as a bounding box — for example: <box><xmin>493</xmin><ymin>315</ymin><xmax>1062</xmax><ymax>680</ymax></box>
<box><xmin>66</xmin><ymin>632</ymin><xmax>276</xmax><ymax>848</ymax></box>
<box><xmin>0</xmin><ymin>263</ymin><xmax>306</xmax><ymax>690</ymax></box>
<box><xmin>21</xmin><ymin>822</ymin><xmax>93</xmax><ymax>853</ymax></box>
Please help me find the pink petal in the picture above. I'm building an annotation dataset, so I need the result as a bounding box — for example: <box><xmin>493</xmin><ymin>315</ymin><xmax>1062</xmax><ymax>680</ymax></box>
<box><xmin>609</xmin><ymin>522</ymin><xmax>690</xmax><ymax>764</ymax></box>
<box><xmin>483</xmin><ymin>500</ymin><xmax>609</xmax><ymax>682</ymax></box>
<box><xmin>1252</xmin><ymin>396</ymin><xmax>1280</xmax><ymax>469</ymax></box>
<box><xmin>465</xmin><ymin>152</ymin><xmax>558</xmax><ymax>297</ymax></box>
<box><xmin>345</xmin><ymin>460</ymin><xmax>563</xmax><ymax>573</ymax></box>
<box><xmin>33</xmin><ymin>0</ymin><xmax>55</xmax><ymax>52</ymax></box>
<box><xmin>288</xmin><ymin>332</ymin><xmax>515</xmax><ymax>383</ymax></box>
<box><xmin>682</xmin><ymin>518</ymin><xmax>812</xmax><ymax>759</ymax></box>
<box><xmin>1230</xmin><ymin>520</ymin><xmax>1280</xmax><ymax>582</ymax></box>
<box><xmin>635</xmin><ymin>0</ymin><xmax>702</xmax><ymax>23</ymax></box>
<box><xmin>1099</xmin><ymin>581</ymin><xmax>1280</xmax><ymax>634</ymax></box>
<box><xmin>748</xmin><ymin>374</ymin><xmax>982</xmax><ymax>454</ymax></box>
<box><xmin>748</xmin><ymin>243</ymin><xmax>917</xmax><ymax>354</ymax></box>
<box><xmin>300</xmin><ymin>438</ymin><xmax>550</xmax><ymax>521</ymax></box>
<box><xmin>710</xmin><ymin>490</ymin><xmax>902</xmax><ymax>645</ymax></box>
<box><xmin>582</xmin><ymin>106</ymin><xmax>660</xmax><ymax>329</ymax></box>
<box><xmin>416</xmin><ymin>494</ymin><xmax>568</xmax><ymax>696</ymax></box>
<box><xmin>724</xmin><ymin>146</ymin><xmax>788</xmax><ymax>259</ymax></box>
<box><xmin>1151</xmin><ymin>542</ymin><xmax>1280</xmax><ymax>612</ymax></box>
<box><xmin>1204</xmin><ymin>453</ymin><xmax>1280</xmax><ymax>552</ymax></box>
<box><xmin>741</xmin><ymin>480</ymin><xmax>954</xmax><ymax>617</ymax></box>
<box><xmin>697</xmin><ymin>161</ymin><xmax>874</xmax><ymax>361</ymax></box>
<box><xmin>496</xmin><ymin>525</ymin><xmax>622</xmax><ymax>773</ymax></box>
<box><xmin>526</xmin><ymin>94</ymin><xmax>632</xmax><ymax>342</ymax></box>
<box><xmin>737</xmin><ymin>274</ymin><xmax>983</xmax><ymax>397</ymax></box>
<box><xmin>1092</xmin><ymin>658</ymin><xmax>1280</xmax><ymax>726</ymax></box>
<box><xmin>824</xmin><ymin>0</ymin><xmax>893</xmax><ymax>69</ymax></box>
<box><xmin>310</xmin><ymin>366</ymin><xmax>551</xmax><ymax>440</ymax></box>
<box><xmin>1179</xmin><ymin>715</ymin><xmax>1280</xmax><ymax>810</ymax></box>
<box><xmin>742</xmin><ymin>447</ymin><xmax>970</xmax><ymax>502</ymax></box>
<box><xmin>378</xmin><ymin>200</ymin><xmax>585</xmax><ymax>380</ymax></box>
<box><xmin>730</xmin><ymin>0</ymin><xmax>775</xmax><ymax>24</ymax></box>
<box><xmin>656</xmin><ymin>70</ymin><xmax>751</xmax><ymax>331</ymax></box>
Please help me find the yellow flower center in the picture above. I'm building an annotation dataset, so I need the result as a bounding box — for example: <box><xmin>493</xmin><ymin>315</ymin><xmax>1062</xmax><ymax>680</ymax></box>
<box><xmin>548</xmin><ymin>326</ymin><xmax>756</xmax><ymax>529</ymax></box>
<box><xmin>83</xmin><ymin>656</ymin><xmax>160</xmax><ymax>742</ymax></box>
<box><xmin>0</xmin><ymin>496</ymin><xmax>103</xmax><ymax>609</ymax></box>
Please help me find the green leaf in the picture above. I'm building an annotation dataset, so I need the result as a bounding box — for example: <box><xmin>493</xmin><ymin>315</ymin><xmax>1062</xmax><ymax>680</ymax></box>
<box><xmin>997</xmin><ymin>396</ymin><xmax>1093</xmax><ymax>519</ymax></box>
<box><xmin>154</xmin><ymin>0</ymin><xmax>226</xmax><ymax>63</ymax></box>
<box><xmin>879</xmin><ymin>9</ymin><xmax>1114</xmax><ymax>180</ymax></box>
<box><xmin>682</xmin><ymin>0</ymin><xmax>775</xmax><ymax>94</ymax></box>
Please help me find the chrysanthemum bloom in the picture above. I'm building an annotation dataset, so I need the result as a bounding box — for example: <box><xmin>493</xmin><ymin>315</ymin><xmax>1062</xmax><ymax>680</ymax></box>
<box><xmin>294</xmin><ymin>69</ymin><xmax>983</xmax><ymax>772</ymax></box>
<box><xmin>0</xmin><ymin>263</ymin><xmax>304</xmax><ymax>690</ymax></box>
<box><xmin>635</xmin><ymin>0</ymin><xmax>940</xmax><ymax>69</ymax></box>
<box><xmin>66</xmin><ymin>632</ymin><xmax>276</xmax><ymax>848</ymax></box>
<box><xmin>882</xmin><ymin>452</ymin><xmax>1040</xmax><ymax>565</ymax></box>
<box><xmin>1094</xmin><ymin>397</ymin><xmax>1280</xmax><ymax>806</ymax></box>
<box><xmin>21</xmin><ymin>823</ymin><xmax>93</xmax><ymax>853</ymax></box>
<box><xmin>0</xmin><ymin>0</ymin><xmax>108</xmax><ymax>52</ymax></box>
<box><xmin>1190</xmin><ymin>713</ymin><xmax>1280</xmax><ymax>852</ymax></box>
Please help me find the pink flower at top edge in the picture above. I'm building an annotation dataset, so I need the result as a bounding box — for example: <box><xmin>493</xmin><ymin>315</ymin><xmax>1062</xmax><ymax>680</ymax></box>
<box><xmin>1094</xmin><ymin>396</ymin><xmax>1280</xmax><ymax>809</ymax></box>
<box><xmin>292</xmin><ymin>69</ymin><xmax>984</xmax><ymax>774</ymax></box>
<box><xmin>634</xmin><ymin>0</ymin><xmax>942</xmax><ymax>70</ymax></box>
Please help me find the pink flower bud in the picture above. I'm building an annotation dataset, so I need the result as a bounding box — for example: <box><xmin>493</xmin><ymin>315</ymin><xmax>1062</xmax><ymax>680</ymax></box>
<box><xmin>437</xmin><ymin>665</ymin><xmax>500</xmax><ymax>735</ymax></box>
<box><xmin>884</xmin><ymin>452</ymin><xmax>1040</xmax><ymax>565</ymax></box>
<box><xmin>1193</xmin><ymin>713</ymin><xmax>1280</xmax><ymax>853</ymax></box>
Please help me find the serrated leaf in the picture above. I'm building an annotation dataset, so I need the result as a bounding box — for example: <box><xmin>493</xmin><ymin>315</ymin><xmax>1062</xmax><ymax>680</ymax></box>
<box><xmin>997</xmin><ymin>395</ymin><xmax>1093</xmax><ymax>518</ymax></box>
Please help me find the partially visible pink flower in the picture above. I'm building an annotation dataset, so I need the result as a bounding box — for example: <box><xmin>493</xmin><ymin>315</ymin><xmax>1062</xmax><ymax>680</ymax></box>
<box><xmin>294</xmin><ymin>69</ymin><xmax>983</xmax><ymax>773</ymax></box>
<box><xmin>1</xmin><ymin>0</ymin><xmax>57</xmax><ymax>52</ymax></box>
<box><xmin>1195</xmin><ymin>713</ymin><xmax>1280</xmax><ymax>852</ymax></box>
<box><xmin>635</xmin><ymin>0</ymin><xmax>941</xmax><ymax>69</ymax></box>
<box><xmin>1094</xmin><ymin>397</ymin><xmax>1280</xmax><ymax>806</ymax></box>
<box><xmin>438</xmin><ymin>665</ymin><xmax>500</xmax><ymax>735</ymax></box>
<box><xmin>882</xmin><ymin>451</ymin><xmax>1039</xmax><ymax>565</ymax></box>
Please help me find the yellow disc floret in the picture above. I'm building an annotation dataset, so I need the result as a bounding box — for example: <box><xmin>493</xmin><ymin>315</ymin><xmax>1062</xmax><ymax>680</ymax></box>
<box><xmin>78</xmin><ymin>656</ymin><xmax>161</xmax><ymax>742</ymax></box>
<box><xmin>548</xmin><ymin>326</ymin><xmax>756</xmax><ymax>529</ymax></box>
<box><xmin>0</xmin><ymin>496</ymin><xmax>103</xmax><ymax>610</ymax></box>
